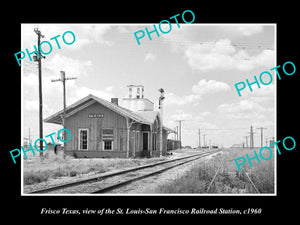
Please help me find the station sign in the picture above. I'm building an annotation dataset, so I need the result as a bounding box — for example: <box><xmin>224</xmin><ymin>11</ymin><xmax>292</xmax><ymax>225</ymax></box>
<box><xmin>88</xmin><ymin>113</ymin><xmax>104</xmax><ymax>118</ymax></box>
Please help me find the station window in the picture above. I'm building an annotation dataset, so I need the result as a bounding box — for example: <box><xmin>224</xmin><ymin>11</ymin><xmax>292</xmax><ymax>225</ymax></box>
<box><xmin>129</xmin><ymin>87</ymin><xmax>132</xmax><ymax>98</ymax></box>
<box><xmin>103</xmin><ymin>129</ymin><xmax>114</xmax><ymax>150</ymax></box>
<box><xmin>103</xmin><ymin>140</ymin><xmax>113</xmax><ymax>150</ymax></box>
<box><xmin>137</xmin><ymin>87</ymin><xmax>140</xmax><ymax>99</ymax></box>
<box><xmin>79</xmin><ymin>129</ymin><xmax>88</xmax><ymax>150</ymax></box>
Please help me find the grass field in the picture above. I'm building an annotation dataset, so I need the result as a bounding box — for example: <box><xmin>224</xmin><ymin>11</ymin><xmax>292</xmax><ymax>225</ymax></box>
<box><xmin>23</xmin><ymin>152</ymin><xmax>167</xmax><ymax>185</ymax></box>
<box><xmin>23</xmin><ymin>148</ymin><xmax>275</xmax><ymax>194</ymax></box>
<box><xmin>154</xmin><ymin>147</ymin><xmax>275</xmax><ymax>194</ymax></box>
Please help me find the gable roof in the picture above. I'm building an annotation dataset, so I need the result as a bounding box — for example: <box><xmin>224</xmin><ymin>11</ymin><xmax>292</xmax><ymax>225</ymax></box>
<box><xmin>44</xmin><ymin>94</ymin><xmax>159</xmax><ymax>126</ymax></box>
<box><xmin>135</xmin><ymin>111</ymin><xmax>159</xmax><ymax>124</ymax></box>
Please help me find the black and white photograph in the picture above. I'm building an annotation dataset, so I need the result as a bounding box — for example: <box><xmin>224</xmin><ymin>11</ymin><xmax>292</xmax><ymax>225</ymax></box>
<box><xmin>21</xmin><ymin>23</ymin><xmax>276</xmax><ymax>195</ymax></box>
<box><xmin>4</xmin><ymin>5</ymin><xmax>298</xmax><ymax>220</ymax></box>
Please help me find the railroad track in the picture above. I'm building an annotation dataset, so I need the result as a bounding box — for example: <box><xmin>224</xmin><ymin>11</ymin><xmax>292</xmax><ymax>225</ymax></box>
<box><xmin>206</xmin><ymin>156</ymin><xmax>260</xmax><ymax>194</ymax></box>
<box><xmin>28</xmin><ymin>150</ymin><xmax>221</xmax><ymax>194</ymax></box>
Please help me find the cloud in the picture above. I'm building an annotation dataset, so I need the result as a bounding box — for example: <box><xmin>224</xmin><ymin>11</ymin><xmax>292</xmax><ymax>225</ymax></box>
<box><xmin>167</xmin><ymin>110</ymin><xmax>217</xmax><ymax>135</ymax></box>
<box><xmin>23</xmin><ymin>73</ymin><xmax>37</xmax><ymax>86</ymax></box>
<box><xmin>117</xmin><ymin>26</ymin><xmax>130</xmax><ymax>33</ymax></box>
<box><xmin>195</xmin><ymin>111</ymin><xmax>211</xmax><ymax>122</ymax></box>
<box><xmin>144</xmin><ymin>53</ymin><xmax>156</xmax><ymax>62</ymax></box>
<box><xmin>21</xmin><ymin>24</ymin><xmax>113</xmax><ymax>51</ymax></box>
<box><xmin>74</xmin><ymin>86</ymin><xmax>115</xmax><ymax>101</ymax></box>
<box><xmin>24</xmin><ymin>99</ymin><xmax>39</xmax><ymax>111</ymax></box>
<box><xmin>184</xmin><ymin>38</ymin><xmax>275</xmax><ymax>71</ymax></box>
<box><xmin>78</xmin><ymin>25</ymin><xmax>113</xmax><ymax>47</ymax></box>
<box><xmin>165</xmin><ymin>79</ymin><xmax>230</xmax><ymax>106</ymax></box>
<box><xmin>241</xmin><ymin>83</ymin><xmax>276</xmax><ymax>102</ymax></box>
<box><xmin>24</xmin><ymin>99</ymin><xmax>54</xmax><ymax>115</ymax></box>
<box><xmin>165</xmin><ymin>92</ymin><xmax>201</xmax><ymax>106</ymax></box>
<box><xmin>234</xmin><ymin>25</ymin><xmax>264</xmax><ymax>36</ymax></box>
<box><xmin>170</xmin><ymin>112</ymin><xmax>194</xmax><ymax>121</ymax></box>
<box><xmin>192</xmin><ymin>79</ymin><xmax>231</xmax><ymax>95</ymax></box>
<box><xmin>44</xmin><ymin>54</ymin><xmax>93</xmax><ymax>77</ymax></box>
<box><xmin>218</xmin><ymin>100</ymin><xmax>263</xmax><ymax>113</ymax></box>
<box><xmin>217</xmin><ymin>99</ymin><xmax>274</xmax><ymax>122</ymax></box>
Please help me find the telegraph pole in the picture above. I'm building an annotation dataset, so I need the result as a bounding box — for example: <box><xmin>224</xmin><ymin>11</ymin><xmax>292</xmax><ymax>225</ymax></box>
<box><xmin>257</xmin><ymin>127</ymin><xmax>267</xmax><ymax>148</ymax></box>
<box><xmin>51</xmin><ymin>71</ymin><xmax>77</xmax><ymax>140</ymax></box>
<box><xmin>158</xmin><ymin>88</ymin><xmax>165</xmax><ymax>157</ymax></box>
<box><xmin>244</xmin><ymin>135</ymin><xmax>248</xmax><ymax>148</ymax></box>
<box><xmin>265</xmin><ymin>137</ymin><xmax>270</xmax><ymax>146</ymax></box>
<box><xmin>175</xmin><ymin>120</ymin><xmax>184</xmax><ymax>148</ymax></box>
<box><xmin>249</xmin><ymin>125</ymin><xmax>256</xmax><ymax>149</ymax></box>
<box><xmin>34</xmin><ymin>28</ymin><xmax>45</xmax><ymax>156</ymax></box>
<box><xmin>249</xmin><ymin>126</ymin><xmax>253</xmax><ymax>148</ymax></box>
<box><xmin>198</xmin><ymin>128</ymin><xmax>201</xmax><ymax>148</ymax></box>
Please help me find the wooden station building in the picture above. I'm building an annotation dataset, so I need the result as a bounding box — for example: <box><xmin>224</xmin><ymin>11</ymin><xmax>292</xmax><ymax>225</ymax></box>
<box><xmin>44</xmin><ymin>85</ymin><xmax>174</xmax><ymax>158</ymax></box>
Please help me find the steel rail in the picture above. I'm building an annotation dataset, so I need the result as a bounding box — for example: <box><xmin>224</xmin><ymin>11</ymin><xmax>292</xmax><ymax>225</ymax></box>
<box><xmin>28</xmin><ymin>150</ymin><xmax>221</xmax><ymax>194</ymax></box>
<box><xmin>241</xmin><ymin>168</ymin><xmax>260</xmax><ymax>194</ymax></box>
<box><xmin>92</xmin><ymin>151</ymin><xmax>217</xmax><ymax>193</ymax></box>
<box><xmin>205</xmin><ymin>156</ymin><xmax>261</xmax><ymax>194</ymax></box>
<box><xmin>206</xmin><ymin>157</ymin><xmax>225</xmax><ymax>192</ymax></box>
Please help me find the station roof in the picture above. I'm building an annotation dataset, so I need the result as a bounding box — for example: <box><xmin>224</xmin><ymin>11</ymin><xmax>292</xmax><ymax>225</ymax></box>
<box><xmin>44</xmin><ymin>94</ymin><xmax>173</xmax><ymax>132</ymax></box>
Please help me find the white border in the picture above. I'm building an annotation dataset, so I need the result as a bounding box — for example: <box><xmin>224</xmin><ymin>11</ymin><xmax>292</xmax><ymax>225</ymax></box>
<box><xmin>21</xmin><ymin>23</ymin><xmax>277</xmax><ymax>196</ymax></box>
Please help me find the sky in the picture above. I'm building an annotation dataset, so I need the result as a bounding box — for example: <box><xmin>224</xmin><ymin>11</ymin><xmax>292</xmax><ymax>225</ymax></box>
<box><xmin>21</xmin><ymin>23</ymin><xmax>276</xmax><ymax>148</ymax></box>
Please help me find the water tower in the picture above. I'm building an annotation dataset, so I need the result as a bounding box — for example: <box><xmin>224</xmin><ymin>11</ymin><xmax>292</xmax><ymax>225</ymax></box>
<box><xmin>122</xmin><ymin>85</ymin><xmax>154</xmax><ymax>111</ymax></box>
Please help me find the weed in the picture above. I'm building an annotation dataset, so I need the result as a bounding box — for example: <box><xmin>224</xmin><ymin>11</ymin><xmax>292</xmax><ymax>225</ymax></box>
<box><xmin>24</xmin><ymin>171</ymin><xmax>49</xmax><ymax>185</ymax></box>
<box><xmin>155</xmin><ymin>148</ymin><xmax>275</xmax><ymax>194</ymax></box>
<box><xmin>23</xmin><ymin>153</ymin><xmax>167</xmax><ymax>186</ymax></box>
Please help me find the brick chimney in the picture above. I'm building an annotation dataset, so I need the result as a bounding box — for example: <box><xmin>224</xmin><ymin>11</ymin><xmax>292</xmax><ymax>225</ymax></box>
<box><xmin>111</xmin><ymin>98</ymin><xmax>118</xmax><ymax>106</ymax></box>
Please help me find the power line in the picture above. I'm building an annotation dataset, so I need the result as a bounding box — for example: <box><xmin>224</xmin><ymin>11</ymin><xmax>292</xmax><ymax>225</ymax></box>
<box><xmin>249</xmin><ymin>125</ymin><xmax>256</xmax><ymax>149</ymax></box>
<box><xmin>51</xmin><ymin>71</ymin><xmax>77</xmax><ymax>140</ymax></box>
<box><xmin>34</xmin><ymin>28</ymin><xmax>45</xmax><ymax>157</ymax></box>
<box><xmin>257</xmin><ymin>127</ymin><xmax>267</xmax><ymax>148</ymax></box>
<box><xmin>244</xmin><ymin>135</ymin><xmax>249</xmax><ymax>148</ymax></box>
<box><xmin>182</xmin><ymin>127</ymin><xmax>249</xmax><ymax>131</ymax></box>
<box><xmin>175</xmin><ymin>120</ymin><xmax>184</xmax><ymax>148</ymax></box>
<box><xmin>198</xmin><ymin>128</ymin><xmax>201</xmax><ymax>148</ymax></box>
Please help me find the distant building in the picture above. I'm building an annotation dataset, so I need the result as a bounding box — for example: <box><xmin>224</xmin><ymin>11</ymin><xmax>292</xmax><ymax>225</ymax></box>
<box><xmin>167</xmin><ymin>139</ymin><xmax>181</xmax><ymax>151</ymax></box>
<box><xmin>231</xmin><ymin>143</ymin><xmax>244</xmax><ymax>148</ymax></box>
<box><xmin>44</xmin><ymin>86</ymin><xmax>174</xmax><ymax>158</ymax></box>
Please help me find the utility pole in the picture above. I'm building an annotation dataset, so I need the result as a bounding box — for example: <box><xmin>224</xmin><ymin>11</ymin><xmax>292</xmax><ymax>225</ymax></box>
<box><xmin>198</xmin><ymin>128</ymin><xmax>201</xmax><ymax>148</ymax></box>
<box><xmin>51</xmin><ymin>71</ymin><xmax>77</xmax><ymax>140</ymax></box>
<box><xmin>158</xmin><ymin>88</ymin><xmax>165</xmax><ymax>157</ymax></box>
<box><xmin>175</xmin><ymin>120</ymin><xmax>184</xmax><ymax>149</ymax></box>
<box><xmin>173</xmin><ymin>127</ymin><xmax>176</xmax><ymax>140</ymax></box>
<box><xmin>257</xmin><ymin>127</ymin><xmax>267</xmax><ymax>148</ymax></box>
<box><xmin>265</xmin><ymin>137</ymin><xmax>269</xmax><ymax>146</ymax></box>
<box><xmin>244</xmin><ymin>135</ymin><xmax>248</xmax><ymax>148</ymax></box>
<box><xmin>270</xmin><ymin>137</ymin><xmax>275</xmax><ymax>148</ymax></box>
<box><xmin>249</xmin><ymin>125</ymin><xmax>254</xmax><ymax>148</ymax></box>
<box><xmin>34</xmin><ymin>28</ymin><xmax>45</xmax><ymax>157</ymax></box>
<box><xmin>28</xmin><ymin>128</ymin><xmax>31</xmax><ymax>143</ymax></box>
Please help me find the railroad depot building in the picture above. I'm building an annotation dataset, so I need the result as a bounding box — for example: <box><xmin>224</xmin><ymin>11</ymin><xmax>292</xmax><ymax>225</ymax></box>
<box><xmin>44</xmin><ymin>85</ymin><xmax>173</xmax><ymax>158</ymax></box>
